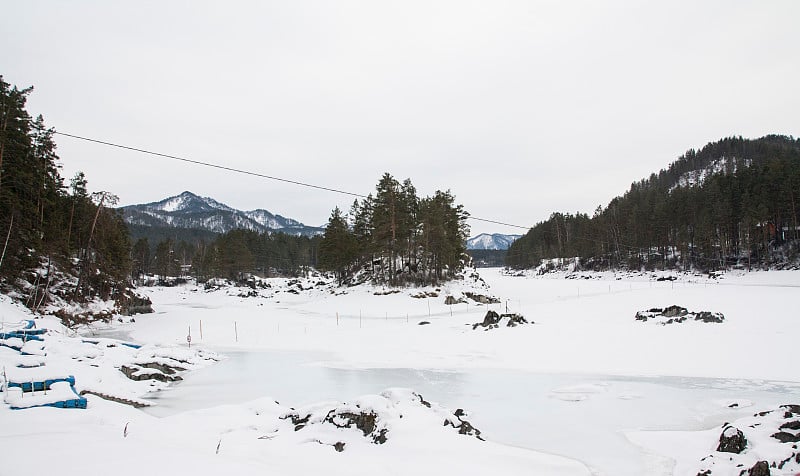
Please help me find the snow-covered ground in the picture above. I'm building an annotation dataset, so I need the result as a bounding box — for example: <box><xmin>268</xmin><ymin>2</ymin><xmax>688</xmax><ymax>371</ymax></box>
<box><xmin>2</xmin><ymin>268</ymin><xmax>798</xmax><ymax>475</ymax></box>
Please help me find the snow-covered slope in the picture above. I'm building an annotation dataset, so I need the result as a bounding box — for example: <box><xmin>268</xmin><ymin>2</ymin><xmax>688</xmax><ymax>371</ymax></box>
<box><xmin>121</xmin><ymin>191</ymin><xmax>323</xmax><ymax>236</ymax></box>
<box><xmin>669</xmin><ymin>156</ymin><xmax>752</xmax><ymax>192</ymax></box>
<box><xmin>467</xmin><ymin>233</ymin><xmax>521</xmax><ymax>250</ymax></box>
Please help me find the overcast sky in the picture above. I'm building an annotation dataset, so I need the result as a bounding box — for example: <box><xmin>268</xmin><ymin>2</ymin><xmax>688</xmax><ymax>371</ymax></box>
<box><xmin>3</xmin><ymin>1</ymin><xmax>799</xmax><ymax>235</ymax></box>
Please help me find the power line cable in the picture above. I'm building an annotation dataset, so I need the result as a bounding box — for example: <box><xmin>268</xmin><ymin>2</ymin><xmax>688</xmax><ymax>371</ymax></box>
<box><xmin>49</xmin><ymin>129</ymin><xmax>532</xmax><ymax>230</ymax></box>
<box><xmin>52</xmin><ymin>131</ymin><xmax>367</xmax><ymax>199</ymax></box>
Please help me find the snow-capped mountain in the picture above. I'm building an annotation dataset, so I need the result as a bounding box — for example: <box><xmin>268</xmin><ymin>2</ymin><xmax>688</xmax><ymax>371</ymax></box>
<box><xmin>121</xmin><ymin>191</ymin><xmax>323</xmax><ymax>236</ymax></box>
<box><xmin>466</xmin><ymin>233</ymin><xmax>521</xmax><ymax>250</ymax></box>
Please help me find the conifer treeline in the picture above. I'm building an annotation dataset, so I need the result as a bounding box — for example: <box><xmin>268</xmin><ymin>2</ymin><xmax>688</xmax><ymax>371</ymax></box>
<box><xmin>506</xmin><ymin>136</ymin><xmax>800</xmax><ymax>271</ymax></box>
<box><xmin>0</xmin><ymin>76</ymin><xmax>130</xmax><ymax>299</ymax></box>
<box><xmin>130</xmin><ymin>231</ymin><xmax>320</xmax><ymax>282</ymax></box>
<box><xmin>318</xmin><ymin>173</ymin><xmax>470</xmax><ymax>285</ymax></box>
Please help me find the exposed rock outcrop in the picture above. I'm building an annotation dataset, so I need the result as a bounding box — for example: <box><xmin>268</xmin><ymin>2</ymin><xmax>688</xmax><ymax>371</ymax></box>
<box><xmin>635</xmin><ymin>305</ymin><xmax>724</xmax><ymax>325</ymax></box>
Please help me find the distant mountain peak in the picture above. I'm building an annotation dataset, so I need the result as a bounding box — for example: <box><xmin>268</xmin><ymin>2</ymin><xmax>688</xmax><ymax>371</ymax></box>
<box><xmin>121</xmin><ymin>192</ymin><xmax>323</xmax><ymax>236</ymax></box>
<box><xmin>467</xmin><ymin>233</ymin><xmax>521</xmax><ymax>250</ymax></box>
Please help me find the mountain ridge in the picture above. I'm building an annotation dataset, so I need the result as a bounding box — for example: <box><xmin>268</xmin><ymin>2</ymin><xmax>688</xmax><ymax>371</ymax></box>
<box><xmin>466</xmin><ymin>233</ymin><xmax>521</xmax><ymax>250</ymax></box>
<box><xmin>120</xmin><ymin>191</ymin><xmax>324</xmax><ymax>237</ymax></box>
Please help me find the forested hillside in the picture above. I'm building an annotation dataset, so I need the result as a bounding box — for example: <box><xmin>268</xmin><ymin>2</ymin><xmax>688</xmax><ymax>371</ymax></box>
<box><xmin>318</xmin><ymin>173</ymin><xmax>470</xmax><ymax>285</ymax></box>
<box><xmin>0</xmin><ymin>76</ymin><xmax>131</xmax><ymax>304</ymax></box>
<box><xmin>507</xmin><ymin>135</ymin><xmax>800</xmax><ymax>271</ymax></box>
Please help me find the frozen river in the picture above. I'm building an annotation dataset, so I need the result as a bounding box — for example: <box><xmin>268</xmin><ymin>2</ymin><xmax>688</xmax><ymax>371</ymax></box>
<box><xmin>143</xmin><ymin>349</ymin><xmax>799</xmax><ymax>475</ymax></box>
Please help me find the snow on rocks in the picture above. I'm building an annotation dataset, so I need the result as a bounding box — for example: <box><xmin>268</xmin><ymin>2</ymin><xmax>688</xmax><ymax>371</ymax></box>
<box><xmin>717</xmin><ymin>425</ymin><xmax>747</xmax><ymax>453</ymax></box>
<box><xmin>464</xmin><ymin>291</ymin><xmax>500</xmax><ymax>304</ymax></box>
<box><xmin>635</xmin><ymin>305</ymin><xmax>725</xmax><ymax>325</ymax></box>
<box><xmin>120</xmin><ymin>346</ymin><xmax>218</xmax><ymax>383</ymax></box>
<box><xmin>694</xmin><ymin>404</ymin><xmax>800</xmax><ymax>475</ymax></box>
<box><xmin>1</xmin><ymin>296</ymin><xmax>219</xmax><ymax>411</ymax></box>
<box><xmin>279</xmin><ymin>389</ymin><xmax>483</xmax><ymax>451</ymax></box>
<box><xmin>472</xmin><ymin>310</ymin><xmax>529</xmax><ymax>330</ymax></box>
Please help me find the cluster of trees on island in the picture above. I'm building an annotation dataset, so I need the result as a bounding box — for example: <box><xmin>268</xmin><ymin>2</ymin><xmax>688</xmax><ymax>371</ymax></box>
<box><xmin>318</xmin><ymin>173</ymin><xmax>470</xmax><ymax>285</ymax></box>
<box><xmin>127</xmin><ymin>175</ymin><xmax>471</xmax><ymax>286</ymax></box>
<box><xmin>506</xmin><ymin>135</ymin><xmax>800</xmax><ymax>271</ymax></box>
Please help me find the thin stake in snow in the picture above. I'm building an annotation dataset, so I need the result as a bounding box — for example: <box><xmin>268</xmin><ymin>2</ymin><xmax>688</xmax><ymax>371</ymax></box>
<box><xmin>336</xmin><ymin>312</ymin><xmax>339</xmax><ymax>326</ymax></box>
<box><xmin>187</xmin><ymin>325</ymin><xmax>191</xmax><ymax>348</ymax></box>
<box><xmin>234</xmin><ymin>321</ymin><xmax>238</xmax><ymax>342</ymax></box>
<box><xmin>124</xmin><ymin>422</ymin><xmax>129</xmax><ymax>438</ymax></box>
<box><xmin>200</xmin><ymin>320</ymin><xmax>203</xmax><ymax>340</ymax></box>
<box><xmin>0</xmin><ymin>214</ymin><xmax>13</xmax><ymax>271</ymax></box>
<box><xmin>215</xmin><ymin>438</ymin><xmax>221</xmax><ymax>454</ymax></box>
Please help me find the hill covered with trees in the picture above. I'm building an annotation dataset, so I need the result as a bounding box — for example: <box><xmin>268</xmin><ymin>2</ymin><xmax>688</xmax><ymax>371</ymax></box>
<box><xmin>0</xmin><ymin>76</ymin><xmax>131</xmax><ymax>306</ymax></box>
<box><xmin>506</xmin><ymin>135</ymin><xmax>800</xmax><ymax>271</ymax></box>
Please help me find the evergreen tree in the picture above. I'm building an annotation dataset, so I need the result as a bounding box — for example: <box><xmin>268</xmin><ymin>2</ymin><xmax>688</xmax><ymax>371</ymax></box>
<box><xmin>318</xmin><ymin>207</ymin><xmax>357</xmax><ymax>285</ymax></box>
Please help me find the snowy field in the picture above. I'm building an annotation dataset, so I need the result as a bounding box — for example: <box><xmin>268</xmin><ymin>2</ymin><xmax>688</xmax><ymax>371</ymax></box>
<box><xmin>2</xmin><ymin>268</ymin><xmax>799</xmax><ymax>475</ymax></box>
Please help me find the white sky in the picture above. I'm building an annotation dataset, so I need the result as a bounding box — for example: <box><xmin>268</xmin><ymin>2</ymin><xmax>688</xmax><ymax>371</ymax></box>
<box><xmin>3</xmin><ymin>1</ymin><xmax>799</xmax><ymax>235</ymax></box>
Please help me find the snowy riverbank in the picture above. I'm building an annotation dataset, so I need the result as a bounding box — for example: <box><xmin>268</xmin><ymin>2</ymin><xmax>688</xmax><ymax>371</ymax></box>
<box><xmin>2</xmin><ymin>268</ymin><xmax>798</xmax><ymax>475</ymax></box>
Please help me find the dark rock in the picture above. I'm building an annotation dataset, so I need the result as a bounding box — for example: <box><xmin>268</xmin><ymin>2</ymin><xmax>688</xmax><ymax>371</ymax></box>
<box><xmin>464</xmin><ymin>292</ymin><xmax>500</xmax><ymax>304</ymax></box>
<box><xmin>695</xmin><ymin>311</ymin><xmax>724</xmax><ymax>323</ymax></box>
<box><xmin>418</xmin><ymin>321</ymin><xmax>430</xmax><ymax>326</ymax></box>
<box><xmin>319</xmin><ymin>410</ymin><xmax>388</xmax><ymax>444</ymax></box>
<box><xmin>116</xmin><ymin>292</ymin><xmax>154</xmax><ymax>316</ymax></box>
<box><xmin>120</xmin><ymin>365</ymin><xmax>182</xmax><ymax>382</ymax></box>
<box><xmin>444</xmin><ymin>413</ymin><xmax>484</xmax><ymax>441</ymax></box>
<box><xmin>473</xmin><ymin>311</ymin><xmax>500</xmax><ymax>330</ymax></box>
<box><xmin>416</xmin><ymin>393</ymin><xmax>431</xmax><ymax>408</ymax></box>
<box><xmin>329</xmin><ymin>411</ymin><xmax>377</xmax><ymax>436</ymax></box>
<box><xmin>501</xmin><ymin>313</ymin><xmax>529</xmax><ymax>327</ymax></box>
<box><xmin>333</xmin><ymin>441</ymin><xmax>346</xmax><ymax>452</ymax></box>
<box><xmin>747</xmin><ymin>461</ymin><xmax>770</xmax><ymax>476</ymax></box>
<box><xmin>780</xmin><ymin>420</ymin><xmax>800</xmax><ymax>431</ymax></box>
<box><xmin>717</xmin><ymin>426</ymin><xmax>747</xmax><ymax>453</ymax></box>
<box><xmin>473</xmin><ymin>311</ymin><xmax>528</xmax><ymax>329</ymax></box>
<box><xmin>662</xmin><ymin>305</ymin><xmax>688</xmax><ymax>318</ymax></box>
<box><xmin>283</xmin><ymin>412</ymin><xmax>310</xmax><ymax>431</ymax></box>
<box><xmin>772</xmin><ymin>431</ymin><xmax>800</xmax><ymax>443</ymax></box>
<box><xmin>139</xmin><ymin>361</ymin><xmax>185</xmax><ymax>375</ymax></box>
<box><xmin>782</xmin><ymin>405</ymin><xmax>800</xmax><ymax>416</ymax></box>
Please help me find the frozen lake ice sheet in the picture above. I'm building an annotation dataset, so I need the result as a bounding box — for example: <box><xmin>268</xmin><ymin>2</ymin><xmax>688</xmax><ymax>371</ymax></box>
<box><xmin>143</xmin><ymin>349</ymin><xmax>800</xmax><ymax>476</ymax></box>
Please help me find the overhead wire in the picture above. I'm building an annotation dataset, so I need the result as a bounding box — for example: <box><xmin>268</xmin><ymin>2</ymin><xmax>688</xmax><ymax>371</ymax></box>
<box><xmin>28</xmin><ymin>124</ymin><xmax>755</xmax><ymax>269</ymax></box>
<box><xmin>47</xmin><ymin>128</ymin><xmax>532</xmax><ymax>230</ymax></box>
<box><xmin>30</xmin><ymin>124</ymin><xmax>741</xmax><ymax>267</ymax></box>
